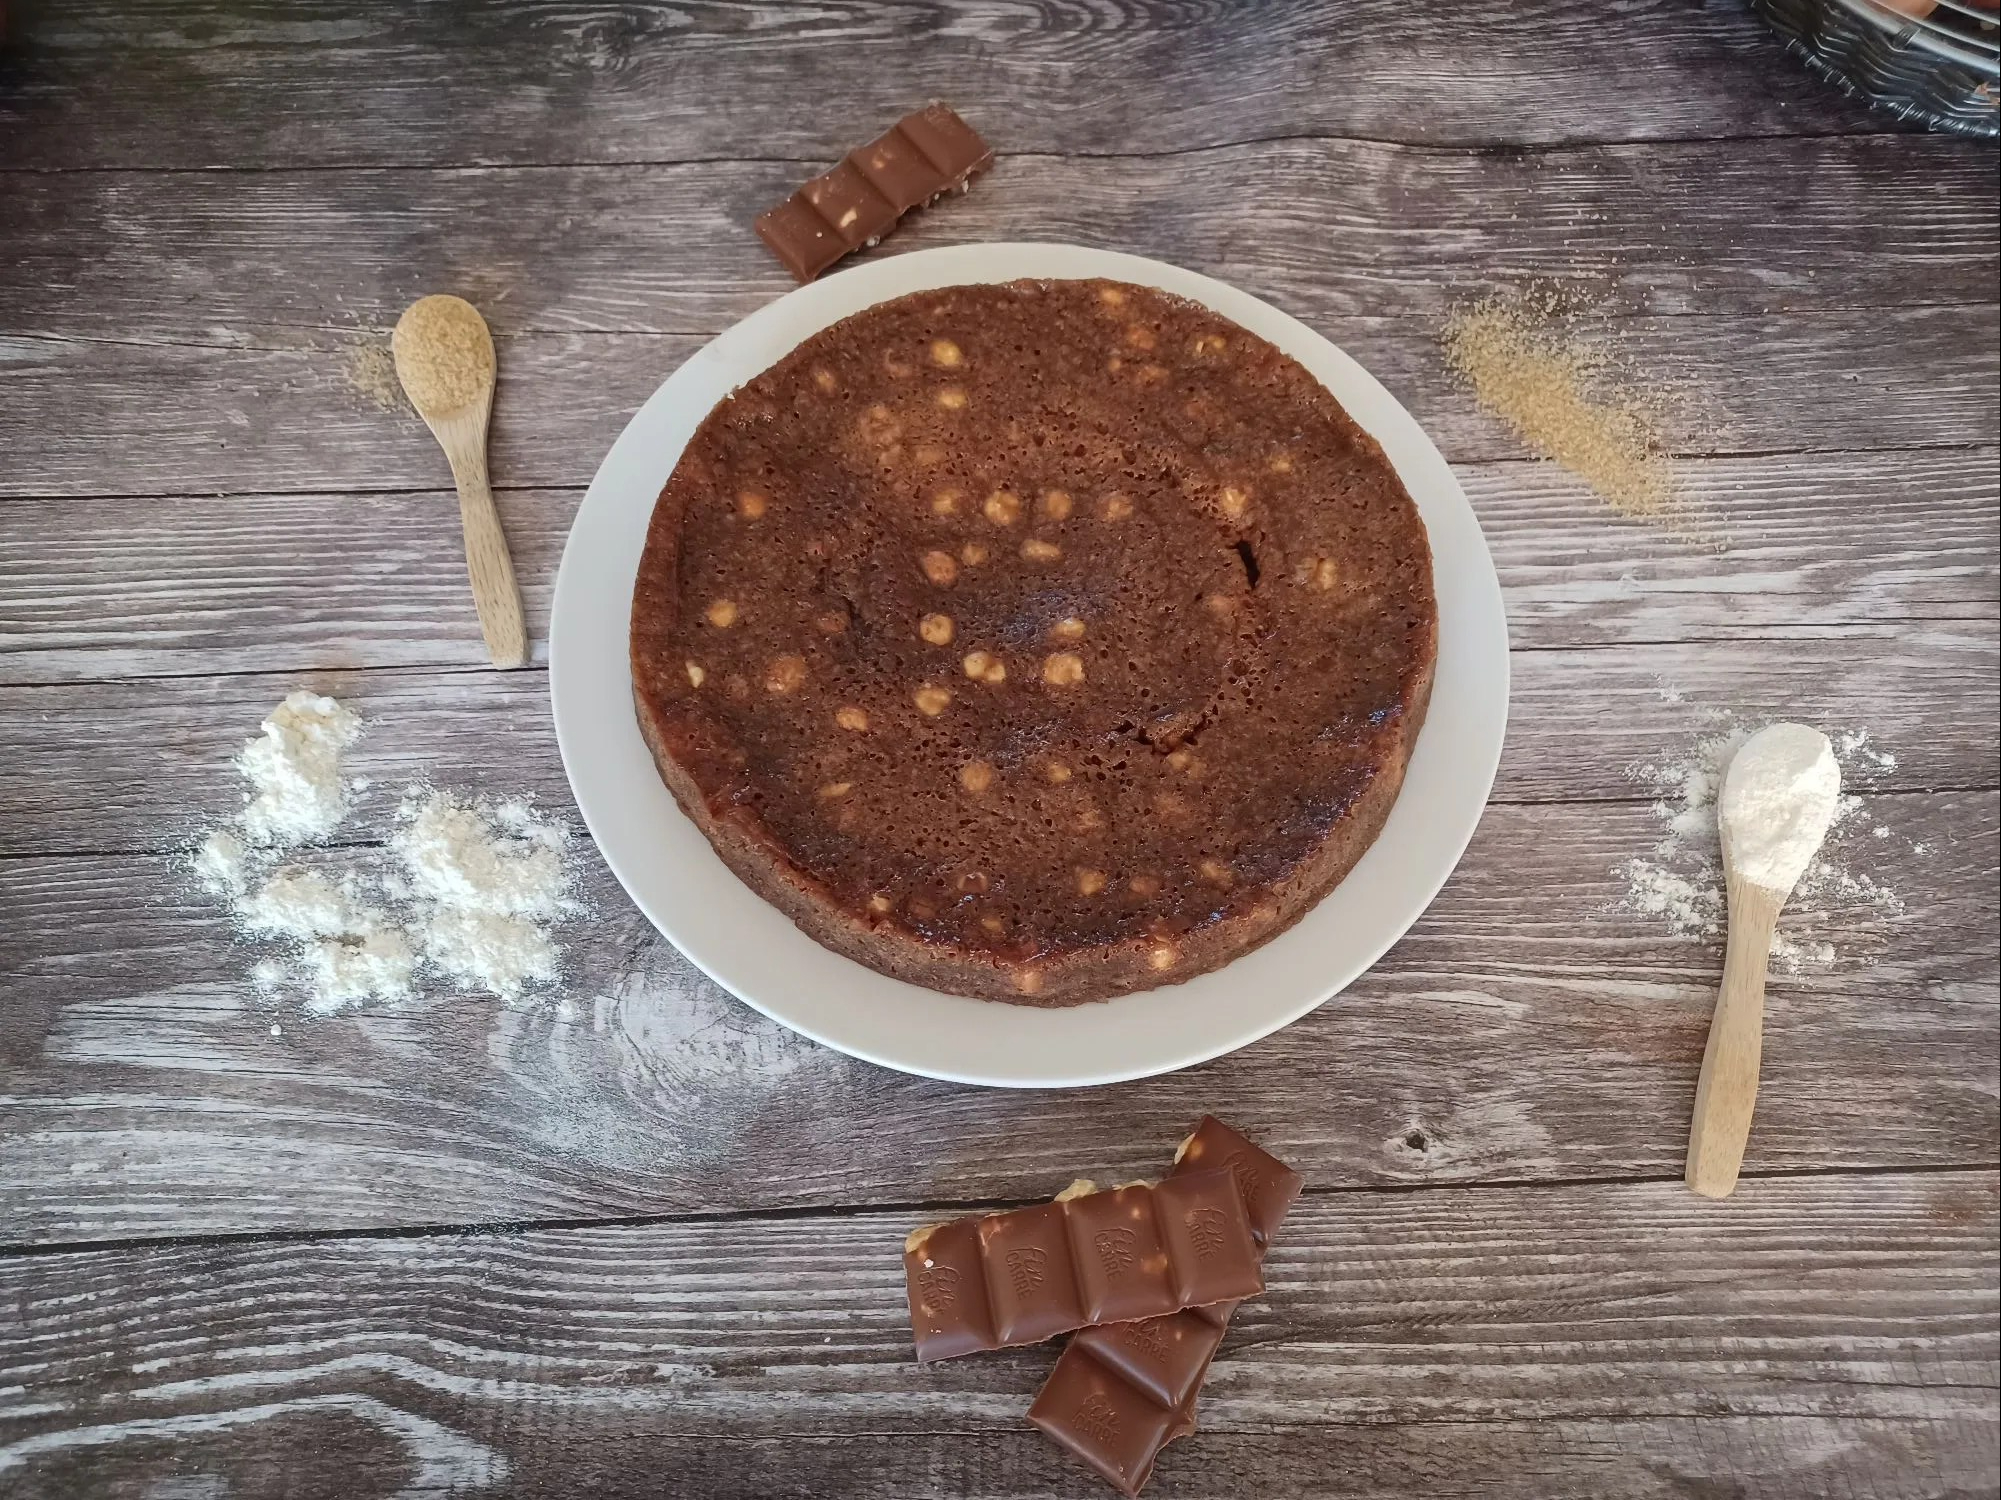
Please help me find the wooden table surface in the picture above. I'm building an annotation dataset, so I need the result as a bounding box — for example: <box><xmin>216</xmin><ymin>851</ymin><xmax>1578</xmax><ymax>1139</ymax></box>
<box><xmin>2</xmin><ymin>3</ymin><xmax>1997</xmax><ymax>1497</ymax></box>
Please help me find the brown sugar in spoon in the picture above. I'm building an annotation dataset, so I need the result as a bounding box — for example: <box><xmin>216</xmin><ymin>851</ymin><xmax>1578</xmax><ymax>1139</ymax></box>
<box><xmin>393</xmin><ymin>295</ymin><xmax>527</xmax><ymax>668</ymax></box>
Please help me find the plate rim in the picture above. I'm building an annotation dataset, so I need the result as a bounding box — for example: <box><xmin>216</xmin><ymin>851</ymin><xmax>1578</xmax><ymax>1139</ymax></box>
<box><xmin>550</xmin><ymin>242</ymin><xmax>1509</xmax><ymax>1088</ymax></box>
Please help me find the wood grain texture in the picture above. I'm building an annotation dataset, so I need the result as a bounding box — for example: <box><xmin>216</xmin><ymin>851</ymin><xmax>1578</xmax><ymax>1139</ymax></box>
<box><xmin>1</xmin><ymin>1420</ymin><xmax>1991</xmax><ymax>1500</ymax></box>
<box><xmin>3</xmin><ymin>447</ymin><xmax>1994</xmax><ymax>683</ymax></box>
<box><xmin>0</xmin><ymin>0</ymin><xmax>1906</xmax><ymax>173</ymax></box>
<box><xmin>1</xmin><ymin>137</ymin><xmax>1995</xmax><ymax>356</ymax></box>
<box><xmin>0</xmin><ymin>1</ymin><xmax>1996</xmax><ymax>1491</ymax></box>
<box><xmin>0</xmin><ymin>1174</ymin><xmax>1992</xmax><ymax>1497</ymax></box>
<box><xmin>3</xmin><ymin>787</ymin><xmax>1992</xmax><ymax>1241</ymax></box>
<box><xmin>4</xmin><ymin>304</ymin><xmax>1996</xmax><ymax>500</ymax></box>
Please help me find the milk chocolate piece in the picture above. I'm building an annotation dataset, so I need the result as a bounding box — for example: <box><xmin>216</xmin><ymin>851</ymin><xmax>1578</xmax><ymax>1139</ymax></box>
<box><xmin>755</xmin><ymin>103</ymin><xmax>993</xmax><ymax>283</ymax></box>
<box><xmin>895</xmin><ymin>102</ymin><xmax>993</xmax><ymax>181</ymax></box>
<box><xmin>799</xmin><ymin>161</ymin><xmax>899</xmax><ymax>252</ymax></box>
<box><xmin>1028</xmin><ymin>1347</ymin><xmax>1188</xmax><ymax>1498</ymax></box>
<box><xmin>1153</xmin><ymin>1172</ymin><xmax>1260</xmax><ymax>1306</ymax></box>
<box><xmin>1066</xmin><ymin>1184</ymin><xmax>1174</xmax><ymax>1323</ymax></box>
<box><xmin>900</xmin><ymin>1171</ymin><xmax>1259</xmax><ymax>1362</ymax></box>
<box><xmin>903</xmin><ymin>1218</ymin><xmax>996</xmax><ymax>1362</ymax></box>
<box><xmin>1071</xmin><ymin>1309</ymin><xmax>1226</xmax><ymax>1410</ymax></box>
<box><xmin>1031</xmin><ymin>1120</ymin><xmax>1302</xmax><ymax>1495</ymax></box>
<box><xmin>981</xmin><ymin>1201</ymin><xmax>1086</xmax><ymax>1346</ymax></box>
<box><xmin>1174</xmin><ymin>1114</ymin><xmax>1303</xmax><ymax>1245</ymax></box>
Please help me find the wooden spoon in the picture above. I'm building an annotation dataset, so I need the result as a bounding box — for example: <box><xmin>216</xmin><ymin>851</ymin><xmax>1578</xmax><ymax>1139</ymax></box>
<box><xmin>1685</xmin><ymin>723</ymin><xmax>1841</xmax><ymax>1199</ymax></box>
<box><xmin>392</xmin><ymin>295</ymin><xmax>527</xmax><ymax>669</ymax></box>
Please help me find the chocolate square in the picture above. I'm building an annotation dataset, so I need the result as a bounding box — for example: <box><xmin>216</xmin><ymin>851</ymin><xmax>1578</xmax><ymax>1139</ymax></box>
<box><xmin>1152</xmin><ymin>1171</ymin><xmax>1262</xmax><ymax>1307</ymax></box>
<box><xmin>753</xmin><ymin>196</ymin><xmax>843</xmax><ymax>283</ymax></box>
<box><xmin>1065</xmin><ymin>1184</ymin><xmax>1176</xmax><ymax>1324</ymax></box>
<box><xmin>903</xmin><ymin>1218</ymin><xmax>997</xmax><ymax>1363</ymax></box>
<box><xmin>798</xmin><ymin>160</ymin><xmax>899</xmax><ymax>250</ymax></box>
<box><xmin>849</xmin><ymin>125</ymin><xmax>949</xmax><ymax>213</ymax></box>
<box><xmin>1175</xmin><ymin>1116</ymin><xmax>1304</xmax><ymax>1245</ymax></box>
<box><xmin>900</xmin><ymin>101</ymin><xmax>995</xmax><ymax>180</ymax></box>
<box><xmin>978</xmin><ymin>1202</ymin><xmax>1085</xmax><ymax>1346</ymax></box>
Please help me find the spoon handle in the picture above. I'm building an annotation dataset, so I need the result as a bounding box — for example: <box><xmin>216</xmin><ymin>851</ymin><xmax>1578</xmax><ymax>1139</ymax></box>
<box><xmin>437</xmin><ymin>414</ymin><xmax>527</xmax><ymax>669</ymax></box>
<box><xmin>1686</xmin><ymin>882</ymin><xmax>1781</xmax><ymax>1199</ymax></box>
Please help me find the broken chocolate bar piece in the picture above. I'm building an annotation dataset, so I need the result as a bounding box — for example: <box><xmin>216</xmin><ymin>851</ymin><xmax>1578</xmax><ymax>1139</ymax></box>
<box><xmin>901</xmin><ymin>1170</ymin><xmax>1260</xmax><ymax>1362</ymax></box>
<box><xmin>756</xmin><ymin>103</ymin><xmax>993</xmax><ymax>283</ymax></box>
<box><xmin>1028</xmin><ymin>1343</ymin><xmax>1192</xmax><ymax>1498</ymax></box>
<box><xmin>1030</xmin><ymin>1119</ymin><xmax>1302</xmax><ymax>1495</ymax></box>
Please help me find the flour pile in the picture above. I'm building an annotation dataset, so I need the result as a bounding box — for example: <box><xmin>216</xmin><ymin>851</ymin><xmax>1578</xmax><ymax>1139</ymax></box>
<box><xmin>192</xmin><ymin>691</ymin><xmax>575</xmax><ymax>1013</ymax></box>
<box><xmin>1616</xmin><ymin>699</ymin><xmax>1906</xmax><ymax>972</ymax></box>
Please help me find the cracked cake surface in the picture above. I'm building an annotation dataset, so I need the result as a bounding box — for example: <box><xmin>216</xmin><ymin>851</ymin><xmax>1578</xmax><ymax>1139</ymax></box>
<box><xmin>630</xmin><ymin>278</ymin><xmax>1437</xmax><ymax>1005</ymax></box>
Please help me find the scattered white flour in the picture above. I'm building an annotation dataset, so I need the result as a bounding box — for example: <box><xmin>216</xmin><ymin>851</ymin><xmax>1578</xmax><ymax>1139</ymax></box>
<box><xmin>388</xmin><ymin>792</ymin><xmax>574</xmax><ymax>999</ymax></box>
<box><xmin>189</xmin><ymin>693</ymin><xmax>575</xmax><ymax>1014</ymax></box>
<box><xmin>237</xmin><ymin>691</ymin><xmax>361</xmax><ymax>845</ymax></box>
<box><xmin>1836</xmin><ymin>729</ymin><xmax>1898</xmax><ymax>773</ymax></box>
<box><xmin>193</xmin><ymin>828</ymin><xmax>250</xmax><ymax>898</ymax></box>
<box><xmin>1617</xmin><ymin>702</ymin><xmax>1908</xmax><ymax>972</ymax></box>
<box><xmin>1719</xmin><ymin>724</ymin><xmax>1841</xmax><ymax>893</ymax></box>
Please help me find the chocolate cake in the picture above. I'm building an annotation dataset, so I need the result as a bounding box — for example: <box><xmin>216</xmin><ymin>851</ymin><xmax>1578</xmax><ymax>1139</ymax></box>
<box><xmin>630</xmin><ymin>279</ymin><xmax>1436</xmax><ymax>1005</ymax></box>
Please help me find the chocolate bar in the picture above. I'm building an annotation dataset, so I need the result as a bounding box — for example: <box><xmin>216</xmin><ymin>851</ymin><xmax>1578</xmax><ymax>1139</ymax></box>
<box><xmin>902</xmin><ymin>1170</ymin><xmax>1261</xmax><ymax>1362</ymax></box>
<box><xmin>755</xmin><ymin>103</ymin><xmax>993</xmax><ymax>283</ymax></box>
<box><xmin>1028</xmin><ymin>1119</ymin><xmax>1302</xmax><ymax>1496</ymax></box>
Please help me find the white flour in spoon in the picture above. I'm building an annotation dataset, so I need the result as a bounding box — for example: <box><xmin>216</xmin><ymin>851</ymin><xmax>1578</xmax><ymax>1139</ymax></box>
<box><xmin>1616</xmin><ymin>697</ymin><xmax>1906</xmax><ymax>971</ymax></box>
<box><xmin>191</xmin><ymin>691</ymin><xmax>575</xmax><ymax>1013</ymax></box>
<box><xmin>1719</xmin><ymin>724</ymin><xmax>1841</xmax><ymax>893</ymax></box>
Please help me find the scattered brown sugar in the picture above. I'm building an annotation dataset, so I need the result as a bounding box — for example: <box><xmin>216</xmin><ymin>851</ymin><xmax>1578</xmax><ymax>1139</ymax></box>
<box><xmin>342</xmin><ymin>340</ymin><xmax>404</xmax><ymax>412</ymax></box>
<box><xmin>1443</xmin><ymin>292</ymin><xmax>1680</xmax><ymax>525</ymax></box>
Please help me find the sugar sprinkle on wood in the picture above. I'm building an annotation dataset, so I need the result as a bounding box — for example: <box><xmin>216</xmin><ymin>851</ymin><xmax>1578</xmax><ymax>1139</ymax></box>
<box><xmin>1444</xmin><ymin>291</ymin><xmax>1682</xmax><ymax>527</ymax></box>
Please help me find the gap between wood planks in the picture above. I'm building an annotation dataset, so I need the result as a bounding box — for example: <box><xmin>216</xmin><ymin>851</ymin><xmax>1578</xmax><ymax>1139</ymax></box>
<box><xmin>1</xmin><ymin>776</ymin><xmax>1995</xmax><ymax>869</ymax></box>
<box><xmin>7</xmin><ymin>299</ymin><xmax>2000</xmax><ymax>353</ymax></box>
<box><xmin>2</xmin><ymin>440</ymin><xmax>1996</xmax><ymax>512</ymax></box>
<box><xmin>609</xmin><ymin>1415</ymin><xmax>1998</xmax><ymax>1442</ymax></box>
<box><xmin>0</xmin><ymin>126</ymin><xmax>1937</xmax><ymax>178</ymax></box>
<box><xmin>2</xmin><ymin>1158</ymin><xmax>1992</xmax><ymax>1263</ymax></box>
<box><xmin>7</xmin><ymin>621</ymin><xmax>1997</xmax><ymax>694</ymax></box>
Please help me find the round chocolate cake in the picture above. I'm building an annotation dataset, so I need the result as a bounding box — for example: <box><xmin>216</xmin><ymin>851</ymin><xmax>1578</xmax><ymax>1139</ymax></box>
<box><xmin>631</xmin><ymin>279</ymin><xmax>1436</xmax><ymax>1005</ymax></box>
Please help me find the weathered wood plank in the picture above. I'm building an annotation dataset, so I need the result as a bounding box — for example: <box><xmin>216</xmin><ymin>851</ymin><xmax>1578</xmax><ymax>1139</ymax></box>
<box><xmin>0</xmin><ymin>1419</ymin><xmax>1991</xmax><ymax>1500</ymax></box>
<box><xmin>3</xmin><ymin>628</ymin><xmax>1995</xmax><ymax>859</ymax></box>
<box><xmin>0</xmin><ymin>1173</ymin><xmax>1992</xmax><ymax>1498</ymax></box>
<box><xmin>2</xmin><ymin>447</ymin><xmax>1991</xmax><ymax>684</ymax></box>
<box><xmin>4</xmin><ymin>304</ymin><xmax>1994</xmax><ymax>500</ymax></box>
<box><xmin>0</xmin><ymin>3</ymin><xmax>1992</xmax><ymax>1491</ymax></box>
<box><xmin>1</xmin><ymin>137</ymin><xmax>1994</xmax><ymax>355</ymax></box>
<box><xmin>0</xmin><ymin>0</ymin><xmax>1906</xmax><ymax>175</ymax></box>
<box><xmin>2</xmin><ymin>790</ymin><xmax>1991</xmax><ymax>1241</ymax></box>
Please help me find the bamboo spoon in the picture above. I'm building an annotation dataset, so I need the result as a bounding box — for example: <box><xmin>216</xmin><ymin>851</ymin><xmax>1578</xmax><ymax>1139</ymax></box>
<box><xmin>1685</xmin><ymin>723</ymin><xmax>1841</xmax><ymax>1199</ymax></box>
<box><xmin>392</xmin><ymin>295</ymin><xmax>527</xmax><ymax>669</ymax></box>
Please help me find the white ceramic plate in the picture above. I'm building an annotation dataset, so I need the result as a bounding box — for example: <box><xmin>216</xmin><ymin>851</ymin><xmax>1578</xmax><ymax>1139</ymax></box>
<box><xmin>550</xmin><ymin>243</ymin><xmax>1508</xmax><ymax>1088</ymax></box>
